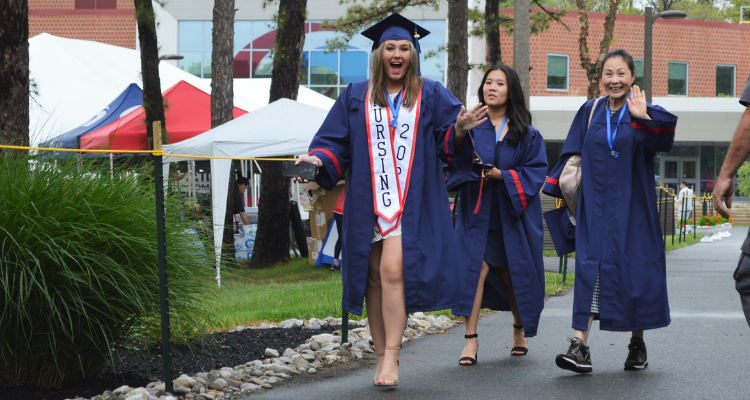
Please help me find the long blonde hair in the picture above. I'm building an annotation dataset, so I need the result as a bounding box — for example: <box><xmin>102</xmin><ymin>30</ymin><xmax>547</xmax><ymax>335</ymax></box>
<box><xmin>369</xmin><ymin>41</ymin><xmax>422</xmax><ymax>109</ymax></box>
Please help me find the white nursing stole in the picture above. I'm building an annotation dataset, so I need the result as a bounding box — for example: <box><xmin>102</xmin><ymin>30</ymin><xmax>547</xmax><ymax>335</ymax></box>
<box><xmin>365</xmin><ymin>88</ymin><xmax>422</xmax><ymax>235</ymax></box>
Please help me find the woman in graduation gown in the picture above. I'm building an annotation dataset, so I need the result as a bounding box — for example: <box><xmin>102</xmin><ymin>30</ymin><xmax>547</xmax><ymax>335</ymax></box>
<box><xmin>294</xmin><ymin>13</ymin><xmax>487</xmax><ymax>386</ymax></box>
<box><xmin>450</xmin><ymin>65</ymin><xmax>548</xmax><ymax>365</ymax></box>
<box><xmin>543</xmin><ymin>49</ymin><xmax>677</xmax><ymax>373</ymax></box>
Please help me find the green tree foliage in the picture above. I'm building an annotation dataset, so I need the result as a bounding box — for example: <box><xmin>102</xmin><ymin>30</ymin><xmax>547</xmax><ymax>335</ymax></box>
<box><xmin>468</xmin><ymin>1</ymin><xmax>568</xmax><ymax>41</ymax></box>
<box><xmin>321</xmin><ymin>0</ymin><xmax>441</xmax><ymax>52</ymax></box>
<box><xmin>672</xmin><ymin>0</ymin><xmax>726</xmax><ymax>21</ymax></box>
<box><xmin>0</xmin><ymin>154</ymin><xmax>213</xmax><ymax>388</ymax></box>
<box><xmin>723</xmin><ymin>0</ymin><xmax>750</xmax><ymax>22</ymax></box>
<box><xmin>736</xmin><ymin>161</ymin><xmax>750</xmax><ymax>196</ymax></box>
<box><xmin>538</xmin><ymin>0</ymin><xmax>642</xmax><ymax>14</ymax></box>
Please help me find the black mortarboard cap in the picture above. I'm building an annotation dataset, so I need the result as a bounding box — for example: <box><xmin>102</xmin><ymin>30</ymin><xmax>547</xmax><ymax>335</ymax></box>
<box><xmin>543</xmin><ymin>207</ymin><xmax>576</xmax><ymax>256</ymax></box>
<box><xmin>361</xmin><ymin>13</ymin><xmax>430</xmax><ymax>75</ymax></box>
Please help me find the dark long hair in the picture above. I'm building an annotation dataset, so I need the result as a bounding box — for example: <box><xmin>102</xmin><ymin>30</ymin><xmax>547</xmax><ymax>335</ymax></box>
<box><xmin>477</xmin><ymin>65</ymin><xmax>532</xmax><ymax>144</ymax></box>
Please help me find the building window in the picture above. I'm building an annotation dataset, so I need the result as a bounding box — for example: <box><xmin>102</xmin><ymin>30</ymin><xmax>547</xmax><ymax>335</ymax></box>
<box><xmin>668</xmin><ymin>61</ymin><xmax>688</xmax><ymax>96</ymax></box>
<box><xmin>75</xmin><ymin>0</ymin><xmax>116</xmax><ymax>9</ymax></box>
<box><xmin>716</xmin><ymin>65</ymin><xmax>735</xmax><ymax>97</ymax></box>
<box><xmin>178</xmin><ymin>20</ymin><xmax>446</xmax><ymax>99</ymax></box>
<box><xmin>546</xmin><ymin>54</ymin><xmax>568</xmax><ymax>91</ymax></box>
<box><xmin>634</xmin><ymin>59</ymin><xmax>644</xmax><ymax>89</ymax></box>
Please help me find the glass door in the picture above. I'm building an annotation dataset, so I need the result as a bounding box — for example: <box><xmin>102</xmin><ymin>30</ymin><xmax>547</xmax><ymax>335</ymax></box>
<box><xmin>662</xmin><ymin>157</ymin><xmax>679</xmax><ymax>192</ymax></box>
<box><xmin>661</xmin><ymin>157</ymin><xmax>699</xmax><ymax>194</ymax></box>
<box><xmin>681</xmin><ymin>159</ymin><xmax>699</xmax><ymax>195</ymax></box>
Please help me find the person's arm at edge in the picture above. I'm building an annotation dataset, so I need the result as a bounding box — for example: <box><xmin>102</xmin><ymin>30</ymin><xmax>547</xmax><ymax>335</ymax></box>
<box><xmin>239</xmin><ymin>211</ymin><xmax>250</xmax><ymax>226</ymax></box>
<box><xmin>714</xmin><ymin>107</ymin><xmax>750</xmax><ymax>217</ymax></box>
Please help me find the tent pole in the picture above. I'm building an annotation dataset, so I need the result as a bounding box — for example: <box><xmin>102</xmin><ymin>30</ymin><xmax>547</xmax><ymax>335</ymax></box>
<box><xmin>152</xmin><ymin>121</ymin><xmax>173</xmax><ymax>394</ymax></box>
<box><xmin>242</xmin><ymin>160</ymin><xmax>248</xmax><ymax>207</ymax></box>
<box><xmin>249</xmin><ymin>160</ymin><xmax>254</xmax><ymax>206</ymax></box>
<box><xmin>188</xmin><ymin>161</ymin><xmax>193</xmax><ymax>201</ymax></box>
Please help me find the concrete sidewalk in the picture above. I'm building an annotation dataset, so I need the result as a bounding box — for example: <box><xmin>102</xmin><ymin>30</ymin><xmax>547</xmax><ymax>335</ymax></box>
<box><xmin>249</xmin><ymin>228</ymin><xmax>750</xmax><ymax>399</ymax></box>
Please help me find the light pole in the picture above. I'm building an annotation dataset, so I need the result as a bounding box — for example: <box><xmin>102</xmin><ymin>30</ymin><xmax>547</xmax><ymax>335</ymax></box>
<box><xmin>644</xmin><ymin>8</ymin><xmax>687</xmax><ymax>103</ymax></box>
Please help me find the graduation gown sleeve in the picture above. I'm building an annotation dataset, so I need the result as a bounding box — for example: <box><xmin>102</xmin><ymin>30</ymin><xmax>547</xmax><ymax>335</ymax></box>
<box><xmin>308</xmin><ymin>84</ymin><xmax>354</xmax><ymax>190</ymax></box>
<box><xmin>499</xmin><ymin>127</ymin><xmax>548</xmax><ymax>217</ymax></box>
<box><xmin>630</xmin><ymin>104</ymin><xmax>677</xmax><ymax>154</ymax></box>
<box><xmin>432</xmin><ymin>82</ymin><xmax>474</xmax><ymax>171</ymax></box>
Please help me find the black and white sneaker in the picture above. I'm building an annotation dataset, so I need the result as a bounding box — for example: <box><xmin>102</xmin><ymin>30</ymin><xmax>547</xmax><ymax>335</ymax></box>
<box><xmin>624</xmin><ymin>337</ymin><xmax>648</xmax><ymax>370</ymax></box>
<box><xmin>555</xmin><ymin>337</ymin><xmax>592</xmax><ymax>373</ymax></box>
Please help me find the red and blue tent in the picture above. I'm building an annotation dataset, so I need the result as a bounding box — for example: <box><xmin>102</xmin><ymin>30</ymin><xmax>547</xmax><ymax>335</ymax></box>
<box><xmin>80</xmin><ymin>80</ymin><xmax>247</xmax><ymax>151</ymax></box>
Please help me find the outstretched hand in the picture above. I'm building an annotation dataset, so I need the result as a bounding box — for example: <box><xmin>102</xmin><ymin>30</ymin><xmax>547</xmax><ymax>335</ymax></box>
<box><xmin>626</xmin><ymin>85</ymin><xmax>650</xmax><ymax>120</ymax></box>
<box><xmin>456</xmin><ymin>103</ymin><xmax>489</xmax><ymax>135</ymax></box>
<box><xmin>713</xmin><ymin>174</ymin><xmax>735</xmax><ymax>218</ymax></box>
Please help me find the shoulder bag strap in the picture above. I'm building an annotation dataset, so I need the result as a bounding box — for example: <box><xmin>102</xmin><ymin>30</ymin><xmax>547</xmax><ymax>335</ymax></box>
<box><xmin>588</xmin><ymin>97</ymin><xmax>602</xmax><ymax>129</ymax></box>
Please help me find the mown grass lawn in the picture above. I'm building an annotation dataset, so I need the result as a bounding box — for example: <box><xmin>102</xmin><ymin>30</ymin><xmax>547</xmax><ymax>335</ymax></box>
<box><xmin>207</xmin><ymin>258</ymin><xmax>575</xmax><ymax>331</ymax></box>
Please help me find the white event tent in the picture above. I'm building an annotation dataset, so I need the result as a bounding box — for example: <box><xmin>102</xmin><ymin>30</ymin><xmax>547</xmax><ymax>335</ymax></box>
<box><xmin>162</xmin><ymin>98</ymin><xmax>332</xmax><ymax>285</ymax></box>
<box><xmin>28</xmin><ymin>33</ymin><xmax>334</xmax><ymax>146</ymax></box>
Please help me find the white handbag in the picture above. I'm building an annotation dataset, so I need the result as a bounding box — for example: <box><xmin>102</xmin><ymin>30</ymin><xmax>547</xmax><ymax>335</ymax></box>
<box><xmin>560</xmin><ymin>97</ymin><xmax>602</xmax><ymax>217</ymax></box>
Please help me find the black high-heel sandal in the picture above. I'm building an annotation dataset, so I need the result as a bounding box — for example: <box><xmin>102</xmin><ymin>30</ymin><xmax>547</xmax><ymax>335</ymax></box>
<box><xmin>459</xmin><ymin>333</ymin><xmax>479</xmax><ymax>366</ymax></box>
<box><xmin>511</xmin><ymin>324</ymin><xmax>528</xmax><ymax>356</ymax></box>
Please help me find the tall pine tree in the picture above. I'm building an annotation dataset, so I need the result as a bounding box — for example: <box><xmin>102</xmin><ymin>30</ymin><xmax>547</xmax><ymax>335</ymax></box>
<box><xmin>251</xmin><ymin>0</ymin><xmax>307</xmax><ymax>267</ymax></box>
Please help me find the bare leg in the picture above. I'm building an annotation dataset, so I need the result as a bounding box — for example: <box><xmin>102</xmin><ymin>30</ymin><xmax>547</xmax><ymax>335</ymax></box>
<box><xmin>365</xmin><ymin>240</ymin><xmax>384</xmax><ymax>384</ymax></box>
<box><xmin>498</xmin><ymin>267</ymin><xmax>528</xmax><ymax>354</ymax></box>
<box><xmin>460</xmin><ymin>261</ymin><xmax>490</xmax><ymax>364</ymax></box>
<box><xmin>378</xmin><ymin>235</ymin><xmax>406</xmax><ymax>385</ymax></box>
<box><xmin>632</xmin><ymin>330</ymin><xmax>644</xmax><ymax>339</ymax></box>
<box><xmin>573</xmin><ymin>313</ymin><xmax>597</xmax><ymax>345</ymax></box>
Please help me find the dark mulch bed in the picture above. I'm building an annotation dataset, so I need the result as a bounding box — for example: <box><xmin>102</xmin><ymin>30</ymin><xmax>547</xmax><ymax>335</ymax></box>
<box><xmin>1</xmin><ymin>325</ymin><xmax>358</xmax><ymax>400</ymax></box>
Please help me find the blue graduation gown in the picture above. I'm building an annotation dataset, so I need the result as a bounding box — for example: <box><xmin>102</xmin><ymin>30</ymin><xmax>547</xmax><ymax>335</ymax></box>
<box><xmin>451</xmin><ymin>122</ymin><xmax>548</xmax><ymax>337</ymax></box>
<box><xmin>308</xmin><ymin>79</ymin><xmax>473</xmax><ymax>316</ymax></box>
<box><xmin>543</xmin><ymin>99</ymin><xmax>677</xmax><ymax>332</ymax></box>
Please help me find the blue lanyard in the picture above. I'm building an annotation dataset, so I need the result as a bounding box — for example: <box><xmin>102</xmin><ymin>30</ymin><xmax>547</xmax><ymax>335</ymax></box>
<box><xmin>385</xmin><ymin>86</ymin><xmax>404</xmax><ymax>128</ymax></box>
<box><xmin>494</xmin><ymin>116</ymin><xmax>509</xmax><ymax>143</ymax></box>
<box><xmin>606</xmin><ymin>96</ymin><xmax>628</xmax><ymax>158</ymax></box>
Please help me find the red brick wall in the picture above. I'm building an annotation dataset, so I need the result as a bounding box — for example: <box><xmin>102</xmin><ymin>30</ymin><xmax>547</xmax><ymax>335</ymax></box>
<box><xmin>500</xmin><ymin>9</ymin><xmax>750</xmax><ymax>97</ymax></box>
<box><xmin>29</xmin><ymin>1</ymin><xmax>136</xmax><ymax>49</ymax></box>
<box><xmin>29</xmin><ymin>0</ymin><xmax>75</xmax><ymax>9</ymax></box>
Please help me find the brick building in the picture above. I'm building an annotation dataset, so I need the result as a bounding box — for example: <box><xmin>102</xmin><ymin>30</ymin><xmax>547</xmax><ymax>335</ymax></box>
<box><xmin>27</xmin><ymin>0</ymin><xmax>749</xmax><ymax>195</ymax></box>
<box><xmin>29</xmin><ymin>0</ymin><xmax>136</xmax><ymax>49</ymax></box>
<box><xmin>496</xmin><ymin>9</ymin><xmax>750</xmax><ymax>98</ymax></box>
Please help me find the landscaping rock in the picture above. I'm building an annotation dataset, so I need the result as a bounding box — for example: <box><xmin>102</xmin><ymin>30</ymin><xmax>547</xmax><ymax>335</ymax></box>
<box><xmin>264</xmin><ymin>348</ymin><xmax>279</xmax><ymax>358</ymax></box>
<box><xmin>207</xmin><ymin>378</ymin><xmax>227</xmax><ymax>390</ymax></box>
<box><xmin>240</xmin><ymin>383</ymin><xmax>259</xmax><ymax>393</ymax></box>
<box><xmin>225</xmin><ymin>379</ymin><xmax>242</xmax><ymax>388</ymax></box>
<box><xmin>173</xmin><ymin>387</ymin><xmax>190</xmax><ymax>395</ymax></box>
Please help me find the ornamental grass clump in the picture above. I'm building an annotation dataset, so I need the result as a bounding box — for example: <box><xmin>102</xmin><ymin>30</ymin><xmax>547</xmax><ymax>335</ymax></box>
<box><xmin>0</xmin><ymin>153</ymin><xmax>214</xmax><ymax>388</ymax></box>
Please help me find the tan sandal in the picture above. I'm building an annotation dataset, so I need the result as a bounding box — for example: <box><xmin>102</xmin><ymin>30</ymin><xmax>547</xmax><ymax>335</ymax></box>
<box><xmin>372</xmin><ymin>352</ymin><xmax>384</xmax><ymax>386</ymax></box>
<box><xmin>376</xmin><ymin>347</ymin><xmax>400</xmax><ymax>387</ymax></box>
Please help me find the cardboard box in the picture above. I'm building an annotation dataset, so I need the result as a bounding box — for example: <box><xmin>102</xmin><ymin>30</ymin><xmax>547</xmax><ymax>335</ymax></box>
<box><xmin>307</xmin><ymin>237</ymin><xmax>318</xmax><ymax>265</ymax></box>
<box><xmin>310</xmin><ymin>209</ymin><xmax>334</xmax><ymax>240</ymax></box>
<box><xmin>304</xmin><ymin>180</ymin><xmax>345</xmax><ymax>211</ymax></box>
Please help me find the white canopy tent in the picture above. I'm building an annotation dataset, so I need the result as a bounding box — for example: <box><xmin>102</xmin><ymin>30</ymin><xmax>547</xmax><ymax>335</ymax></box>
<box><xmin>28</xmin><ymin>33</ymin><xmax>258</xmax><ymax>145</ymax></box>
<box><xmin>28</xmin><ymin>33</ymin><xmax>334</xmax><ymax>146</ymax></box>
<box><xmin>162</xmin><ymin>99</ymin><xmax>331</xmax><ymax>285</ymax></box>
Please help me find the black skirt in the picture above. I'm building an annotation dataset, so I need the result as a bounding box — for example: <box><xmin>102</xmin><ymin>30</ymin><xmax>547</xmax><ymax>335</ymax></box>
<box><xmin>483</xmin><ymin>141</ymin><xmax>508</xmax><ymax>268</ymax></box>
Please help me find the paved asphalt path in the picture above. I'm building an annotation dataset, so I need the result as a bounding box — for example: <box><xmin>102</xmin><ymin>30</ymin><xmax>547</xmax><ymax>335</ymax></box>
<box><xmin>249</xmin><ymin>228</ymin><xmax>750</xmax><ymax>399</ymax></box>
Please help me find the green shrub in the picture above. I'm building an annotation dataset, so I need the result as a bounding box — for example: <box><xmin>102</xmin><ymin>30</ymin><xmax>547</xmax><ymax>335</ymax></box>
<box><xmin>736</xmin><ymin>161</ymin><xmax>750</xmax><ymax>197</ymax></box>
<box><xmin>0</xmin><ymin>153</ymin><xmax>214</xmax><ymax>388</ymax></box>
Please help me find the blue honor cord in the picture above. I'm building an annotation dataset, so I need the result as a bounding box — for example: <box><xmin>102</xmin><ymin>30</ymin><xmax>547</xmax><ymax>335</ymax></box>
<box><xmin>494</xmin><ymin>116</ymin><xmax>509</xmax><ymax>143</ymax></box>
<box><xmin>385</xmin><ymin>86</ymin><xmax>404</xmax><ymax>128</ymax></box>
<box><xmin>606</xmin><ymin>95</ymin><xmax>628</xmax><ymax>158</ymax></box>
